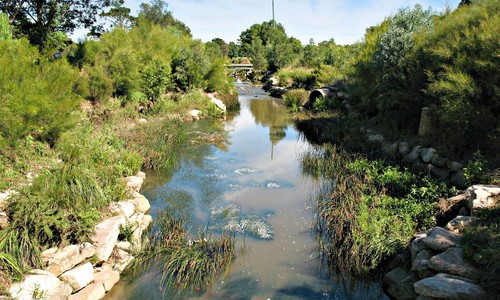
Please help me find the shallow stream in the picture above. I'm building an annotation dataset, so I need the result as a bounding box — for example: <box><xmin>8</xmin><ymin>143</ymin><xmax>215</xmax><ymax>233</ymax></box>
<box><xmin>105</xmin><ymin>83</ymin><xmax>388</xmax><ymax>300</ymax></box>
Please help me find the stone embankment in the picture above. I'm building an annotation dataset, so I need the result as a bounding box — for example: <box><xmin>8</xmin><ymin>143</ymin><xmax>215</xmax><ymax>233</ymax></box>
<box><xmin>1</xmin><ymin>172</ymin><xmax>152</xmax><ymax>300</ymax></box>
<box><xmin>383</xmin><ymin>184</ymin><xmax>499</xmax><ymax>300</ymax></box>
<box><xmin>362</xmin><ymin>128</ymin><xmax>468</xmax><ymax>188</ymax></box>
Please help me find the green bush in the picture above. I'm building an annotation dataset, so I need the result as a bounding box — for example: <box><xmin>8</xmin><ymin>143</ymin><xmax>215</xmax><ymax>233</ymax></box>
<box><xmin>283</xmin><ymin>89</ymin><xmax>309</xmax><ymax>112</ymax></box>
<box><xmin>141</xmin><ymin>58</ymin><xmax>171</xmax><ymax>103</ymax></box>
<box><xmin>302</xmin><ymin>146</ymin><xmax>450</xmax><ymax>273</ymax></box>
<box><xmin>205</xmin><ymin>58</ymin><xmax>233</xmax><ymax>93</ymax></box>
<box><xmin>277</xmin><ymin>67</ymin><xmax>315</xmax><ymax>89</ymax></box>
<box><xmin>417</xmin><ymin>0</ymin><xmax>500</xmax><ymax>156</ymax></box>
<box><xmin>0</xmin><ymin>39</ymin><xmax>78</xmax><ymax>149</ymax></box>
<box><xmin>0</xmin><ymin>13</ymin><xmax>12</xmax><ymax>42</ymax></box>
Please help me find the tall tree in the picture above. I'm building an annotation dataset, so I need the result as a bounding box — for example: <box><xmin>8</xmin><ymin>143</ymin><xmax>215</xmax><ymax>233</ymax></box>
<box><xmin>138</xmin><ymin>0</ymin><xmax>191</xmax><ymax>36</ymax></box>
<box><xmin>1</xmin><ymin>0</ymin><xmax>112</xmax><ymax>49</ymax></box>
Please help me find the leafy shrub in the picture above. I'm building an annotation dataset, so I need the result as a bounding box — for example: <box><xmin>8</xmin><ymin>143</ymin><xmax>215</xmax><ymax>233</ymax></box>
<box><xmin>205</xmin><ymin>58</ymin><xmax>233</xmax><ymax>93</ymax></box>
<box><xmin>0</xmin><ymin>13</ymin><xmax>12</xmax><ymax>41</ymax></box>
<box><xmin>417</xmin><ymin>0</ymin><xmax>500</xmax><ymax>156</ymax></box>
<box><xmin>141</xmin><ymin>58</ymin><xmax>171</xmax><ymax>103</ymax></box>
<box><xmin>283</xmin><ymin>89</ymin><xmax>309</xmax><ymax>112</ymax></box>
<box><xmin>277</xmin><ymin>67</ymin><xmax>316</xmax><ymax>89</ymax></box>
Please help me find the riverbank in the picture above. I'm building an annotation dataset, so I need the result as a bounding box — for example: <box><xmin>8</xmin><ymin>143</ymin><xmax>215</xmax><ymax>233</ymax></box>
<box><xmin>290</xmin><ymin>86</ymin><xmax>499</xmax><ymax>298</ymax></box>
<box><xmin>0</xmin><ymin>90</ymin><xmax>234</xmax><ymax>298</ymax></box>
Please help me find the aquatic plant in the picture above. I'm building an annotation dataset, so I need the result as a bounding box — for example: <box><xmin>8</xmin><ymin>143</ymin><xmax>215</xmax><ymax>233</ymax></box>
<box><xmin>131</xmin><ymin>212</ymin><xmax>236</xmax><ymax>296</ymax></box>
<box><xmin>302</xmin><ymin>145</ymin><xmax>450</xmax><ymax>274</ymax></box>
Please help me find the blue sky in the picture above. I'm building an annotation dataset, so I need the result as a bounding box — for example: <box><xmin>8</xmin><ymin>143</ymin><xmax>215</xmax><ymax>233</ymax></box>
<box><xmin>119</xmin><ymin>0</ymin><xmax>461</xmax><ymax>45</ymax></box>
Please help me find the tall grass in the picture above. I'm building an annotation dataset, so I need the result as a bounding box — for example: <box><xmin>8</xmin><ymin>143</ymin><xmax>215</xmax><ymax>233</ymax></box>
<box><xmin>283</xmin><ymin>89</ymin><xmax>309</xmax><ymax>112</ymax></box>
<box><xmin>302</xmin><ymin>145</ymin><xmax>451</xmax><ymax>274</ymax></box>
<box><xmin>131</xmin><ymin>212</ymin><xmax>235</xmax><ymax>296</ymax></box>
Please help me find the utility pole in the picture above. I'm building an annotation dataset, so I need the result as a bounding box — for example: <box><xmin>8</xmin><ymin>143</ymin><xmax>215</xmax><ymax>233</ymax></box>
<box><xmin>272</xmin><ymin>0</ymin><xmax>275</xmax><ymax>23</ymax></box>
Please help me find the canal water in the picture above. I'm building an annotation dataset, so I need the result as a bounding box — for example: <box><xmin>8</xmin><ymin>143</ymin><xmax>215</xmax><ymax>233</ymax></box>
<box><xmin>106</xmin><ymin>83</ymin><xmax>388</xmax><ymax>300</ymax></box>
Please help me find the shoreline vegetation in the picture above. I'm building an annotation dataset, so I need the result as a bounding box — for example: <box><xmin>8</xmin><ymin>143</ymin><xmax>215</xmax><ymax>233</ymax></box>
<box><xmin>0</xmin><ymin>0</ymin><xmax>498</xmax><ymax>298</ymax></box>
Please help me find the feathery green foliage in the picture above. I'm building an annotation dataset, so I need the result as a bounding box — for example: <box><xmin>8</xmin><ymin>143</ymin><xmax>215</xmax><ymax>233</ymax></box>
<box><xmin>0</xmin><ymin>39</ymin><xmax>78</xmax><ymax>150</ymax></box>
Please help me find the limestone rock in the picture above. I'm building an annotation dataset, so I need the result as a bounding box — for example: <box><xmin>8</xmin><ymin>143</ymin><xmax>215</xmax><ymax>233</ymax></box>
<box><xmin>445</xmin><ymin>216</ymin><xmax>476</xmax><ymax>234</ymax></box>
<box><xmin>9</xmin><ymin>270</ymin><xmax>72</xmax><ymax>300</ymax></box>
<box><xmin>367</xmin><ymin>134</ymin><xmax>384</xmax><ymax>143</ymax></box>
<box><xmin>128</xmin><ymin>212</ymin><xmax>145</xmax><ymax>231</ymax></box>
<box><xmin>411</xmin><ymin>250</ymin><xmax>434</xmax><ymax>279</ymax></box>
<box><xmin>188</xmin><ymin>109</ymin><xmax>202</xmax><ymax>120</ymax></box>
<box><xmin>422</xmin><ymin>227</ymin><xmax>462</xmax><ymax>252</ymax></box>
<box><xmin>114</xmin><ymin>201</ymin><xmax>136</xmax><ymax>219</ymax></box>
<box><xmin>59</xmin><ymin>262</ymin><xmax>94</xmax><ymax>292</ymax></box>
<box><xmin>125</xmin><ymin>176</ymin><xmax>144</xmax><ymax>193</ymax></box>
<box><xmin>91</xmin><ymin>215</ymin><xmax>126</xmax><ymax>262</ymax></box>
<box><xmin>0</xmin><ymin>190</ymin><xmax>17</xmax><ymax>210</ymax></box>
<box><xmin>0</xmin><ymin>211</ymin><xmax>8</xmax><ymax>229</ymax></box>
<box><xmin>447</xmin><ymin>161</ymin><xmax>463</xmax><ymax>172</ymax></box>
<box><xmin>404</xmin><ymin>146</ymin><xmax>422</xmax><ymax>163</ymax></box>
<box><xmin>131</xmin><ymin>192</ymin><xmax>150</xmax><ymax>213</ymax></box>
<box><xmin>137</xmin><ymin>171</ymin><xmax>146</xmax><ymax>180</ymax></box>
<box><xmin>414</xmin><ymin>273</ymin><xmax>485</xmax><ymax>300</ymax></box>
<box><xmin>116</xmin><ymin>241</ymin><xmax>132</xmax><ymax>252</ymax></box>
<box><xmin>411</xmin><ymin>233</ymin><xmax>428</xmax><ymax>261</ymax></box>
<box><xmin>418</xmin><ymin>148</ymin><xmax>437</xmax><ymax>163</ymax></box>
<box><xmin>431</xmin><ymin>154</ymin><xmax>448</xmax><ymax>168</ymax></box>
<box><xmin>383</xmin><ymin>267</ymin><xmax>410</xmax><ymax>288</ymax></box>
<box><xmin>382</xmin><ymin>142</ymin><xmax>399</xmax><ymax>158</ymax></box>
<box><xmin>383</xmin><ymin>267</ymin><xmax>418</xmax><ymax>300</ymax></box>
<box><xmin>42</xmin><ymin>243</ymin><xmax>96</xmax><ymax>276</ymax></box>
<box><xmin>94</xmin><ymin>269</ymin><xmax>120</xmax><ymax>292</ymax></box>
<box><xmin>430</xmin><ymin>166</ymin><xmax>449</xmax><ymax>180</ymax></box>
<box><xmin>398</xmin><ymin>142</ymin><xmax>410</xmax><ymax>156</ymax></box>
<box><xmin>471</xmin><ymin>185</ymin><xmax>499</xmax><ymax>209</ymax></box>
<box><xmin>138</xmin><ymin>118</ymin><xmax>148</xmax><ymax>124</ymax></box>
<box><xmin>69</xmin><ymin>282</ymin><xmax>106</xmax><ymax>300</ymax></box>
<box><xmin>113</xmin><ymin>250</ymin><xmax>134</xmax><ymax>272</ymax></box>
<box><xmin>428</xmin><ymin>247</ymin><xmax>478</xmax><ymax>280</ymax></box>
<box><xmin>472</xmin><ymin>184</ymin><xmax>500</xmax><ymax>195</ymax></box>
<box><xmin>208</xmin><ymin>94</ymin><xmax>227</xmax><ymax>113</ymax></box>
<box><xmin>141</xmin><ymin>214</ymin><xmax>152</xmax><ymax>230</ymax></box>
<box><xmin>450</xmin><ymin>171</ymin><xmax>467</xmax><ymax>188</ymax></box>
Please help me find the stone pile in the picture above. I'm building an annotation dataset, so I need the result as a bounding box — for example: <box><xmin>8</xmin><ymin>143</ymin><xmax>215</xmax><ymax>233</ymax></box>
<box><xmin>383</xmin><ymin>184</ymin><xmax>499</xmax><ymax>300</ymax></box>
<box><xmin>363</xmin><ymin>128</ymin><xmax>467</xmax><ymax>187</ymax></box>
<box><xmin>7</xmin><ymin>172</ymin><xmax>152</xmax><ymax>300</ymax></box>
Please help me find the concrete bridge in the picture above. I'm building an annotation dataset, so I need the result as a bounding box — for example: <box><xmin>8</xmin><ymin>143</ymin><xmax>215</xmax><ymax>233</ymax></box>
<box><xmin>227</xmin><ymin>63</ymin><xmax>254</xmax><ymax>71</ymax></box>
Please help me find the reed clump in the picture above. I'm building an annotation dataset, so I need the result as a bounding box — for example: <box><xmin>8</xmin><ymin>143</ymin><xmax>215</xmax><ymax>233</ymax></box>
<box><xmin>302</xmin><ymin>145</ymin><xmax>451</xmax><ymax>274</ymax></box>
<box><xmin>131</xmin><ymin>212</ymin><xmax>235</xmax><ymax>296</ymax></box>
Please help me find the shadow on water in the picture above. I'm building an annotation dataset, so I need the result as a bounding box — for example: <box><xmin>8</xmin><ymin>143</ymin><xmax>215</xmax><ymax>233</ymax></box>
<box><xmin>216</xmin><ymin>276</ymin><xmax>260</xmax><ymax>300</ymax></box>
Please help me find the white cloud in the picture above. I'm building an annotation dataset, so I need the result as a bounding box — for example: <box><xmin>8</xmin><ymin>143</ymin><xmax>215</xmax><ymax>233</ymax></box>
<box><xmin>121</xmin><ymin>0</ymin><xmax>461</xmax><ymax>45</ymax></box>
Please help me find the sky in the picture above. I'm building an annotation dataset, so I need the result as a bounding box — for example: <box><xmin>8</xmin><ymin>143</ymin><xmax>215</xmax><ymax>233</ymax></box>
<box><xmin>112</xmin><ymin>0</ymin><xmax>461</xmax><ymax>45</ymax></box>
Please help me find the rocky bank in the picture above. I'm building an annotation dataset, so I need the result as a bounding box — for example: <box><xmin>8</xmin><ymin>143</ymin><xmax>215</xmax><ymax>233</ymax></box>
<box><xmin>0</xmin><ymin>172</ymin><xmax>151</xmax><ymax>300</ymax></box>
<box><xmin>383</xmin><ymin>184</ymin><xmax>499</xmax><ymax>300</ymax></box>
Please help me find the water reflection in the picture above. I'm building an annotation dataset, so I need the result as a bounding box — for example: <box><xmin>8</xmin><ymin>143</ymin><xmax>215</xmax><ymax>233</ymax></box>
<box><xmin>250</xmin><ymin>99</ymin><xmax>289</xmax><ymax>160</ymax></box>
